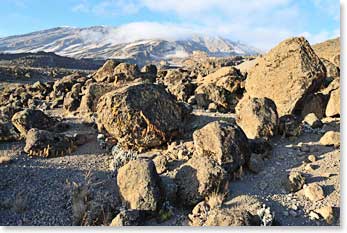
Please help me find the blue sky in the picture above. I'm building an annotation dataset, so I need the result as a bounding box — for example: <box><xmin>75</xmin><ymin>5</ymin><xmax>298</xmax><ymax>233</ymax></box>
<box><xmin>0</xmin><ymin>0</ymin><xmax>340</xmax><ymax>49</ymax></box>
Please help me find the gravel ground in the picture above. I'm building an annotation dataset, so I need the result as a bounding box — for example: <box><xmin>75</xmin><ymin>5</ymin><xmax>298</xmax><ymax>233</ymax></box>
<box><xmin>0</xmin><ymin>110</ymin><xmax>340</xmax><ymax>226</ymax></box>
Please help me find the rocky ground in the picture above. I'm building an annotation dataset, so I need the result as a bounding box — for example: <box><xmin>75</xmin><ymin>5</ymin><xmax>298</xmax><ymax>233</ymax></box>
<box><xmin>0</xmin><ymin>36</ymin><xmax>341</xmax><ymax>226</ymax></box>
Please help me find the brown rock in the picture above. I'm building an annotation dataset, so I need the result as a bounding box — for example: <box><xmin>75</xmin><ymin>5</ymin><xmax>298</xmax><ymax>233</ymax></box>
<box><xmin>316</xmin><ymin>206</ymin><xmax>334</xmax><ymax>224</ymax></box>
<box><xmin>175</xmin><ymin>154</ymin><xmax>228</xmax><ymax>206</ymax></box>
<box><xmin>79</xmin><ymin>83</ymin><xmax>115</xmax><ymax>114</ymax></box>
<box><xmin>325</xmin><ymin>88</ymin><xmax>340</xmax><ymax>117</ymax></box>
<box><xmin>304</xmin><ymin>183</ymin><xmax>325</xmax><ymax>201</ymax></box>
<box><xmin>284</xmin><ymin>171</ymin><xmax>305</xmax><ymax>192</ymax></box>
<box><xmin>193</xmin><ymin>121</ymin><xmax>251</xmax><ymax>172</ymax></box>
<box><xmin>192</xmin><ymin>195</ymin><xmax>263</xmax><ymax>226</ymax></box>
<box><xmin>319</xmin><ymin>131</ymin><xmax>340</xmax><ymax>147</ymax></box>
<box><xmin>113</xmin><ymin>63</ymin><xmax>141</xmax><ymax>85</ymax></box>
<box><xmin>245</xmin><ymin>37</ymin><xmax>326</xmax><ymax>116</ymax></box>
<box><xmin>117</xmin><ymin>159</ymin><xmax>162</xmax><ymax>211</ymax></box>
<box><xmin>162</xmin><ymin>69</ymin><xmax>196</xmax><ymax>102</ymax></box>
<box><xmin>96</xmin><ymin>83</ymin><xmax>188</xmax><ymax>151</ymax></box>
<box><xmin>247</xmin><ymin>153</ymin><xmax>264</xmax><ymax>174</ymax></box>
<box><xmin>321</xmin><ymin>58</ymin><xmax>340</xmax><ymax>79</ymax></box>
<box><xmin>312</xmin><ymin>37</ymin><xmax>340</xmax><ymax>67</ymax></box>
<box><xmin>11</xmin><ymin>109</ymin><xmax>55</xmax><ymax>137</ymax></box>
<box><xmin>24</xmin><ymin>128</ymin><xmax>74</xmax><ymax>157</ymax></box>
<box><xmin>236</xmin><ymin>95</ymin><xmax>278</xmax><ymax>139</ymax></box>
<box><xmin>278</xmin><ymin>114</ymin><xmax>301</xmax><ymax>137</ymax></box>
<box><xmin>303</xmin><ymin>113</ymin><xmax>322</xmax><ymax>128</ymax></box>
<box><xmin>195</xmin><ymin>84</ymin><xmax>238</xmax><ymax>112</ymax></box>
<box><xmin>194</xmin><ymin>66</ymin><xmax>244</xmax><ymax>112</ymax></box>
<box><xmin>109</xmin><ymin>210</ymin><xmax>143</xmax><ymax>226</ymax></box>
<box><xmin>300</xmin><ymin>93</ymin><xmax>328</xmax><ymax>119</ymax></box>
<box><xmin>152</xmin><ymin>155</ymin><xmax>169</xmax><ymax>174</ymax></box>
<box><xmin>93</xmin><ymin>60</ymin><xmax>119</xmax><ymax>82</ymax></box>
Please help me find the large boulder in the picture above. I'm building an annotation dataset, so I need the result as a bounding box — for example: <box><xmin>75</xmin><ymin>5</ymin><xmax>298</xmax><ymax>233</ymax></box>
<box><xmin>175</xmin><ymin>154</ymin><xmax>228</xmax><ymax>206</ymax></box>
<box><xmin>325</xmin><ymin>88</ymin><xmax>340</xmax><ymax>117</ymax></box>
<box><xmin>189</xmin><ymin>195</ymin><xmax>263</xmax><ymax>226</ymax></box>
<box><xmin>300</xmin><ymin>93</ymin><xmax>328</xmax><ymax>119</ymax></box>
<box><xmin>113</xmin><ymin>63</ymin><xmax>141</xmax><ymax>85</ymax></box>
<box><xmin>195</xmin><ymin>67</ymin><xmax>244</xmax><ymax>112</ymax></box>
<box><xmin>162</xmin><ymin>69</ymin><xmax>196</xmax><ymax>102</ymax></box>
<box><xmin>245</xmin><ymin>37</ymin><xmax>326</xmax><ymax>116</ymax></box>
<box><xmin>193</xmin><ymin>121</ymin><xmax>251</xmax><ymax>173</ymax></box>
<box><xmin>52</xmin><ymin>73</ymin><xmax>80</xmax><ymax>97</ymax></box>
<box><xmin>236</xmin><ymin>95</ymin><xmax>278</xmax><ymax>139</ymax></box>
<box><xmin>321</xmin><ymin>58</ymin><xmax>340</xmax><ymax>79</ymax></box>
<box><xmin>79</xmin><ymin>83</ymin><xmax>115</xmax><ymax>114</ymax></box>
<box><xmin>63</xmin><ymin>83</ymin><xmax>82</xmax><ymax>112</ymax></box>
<box><xmin>110</xmin><ymin>210</ymin><xmax>143</xmax><ymax>226</ymax></box>
<box><xmin>0</xmin><ymin>107</ymin><xmax>21</xmax><ymax>141</ymax></box>
<box><xmin>319</xmin><ymin>131</ymin><xmax>340</xmax><ymax>147</ymax></box>
<box><xmin>96</xmin><ymin>83</ymin><xmax>188</xmax><ymax>151</ymax></box>
<box><xmin>197</xmin><ymin>66</ymin><xmax>244</xmax><ymax>94</ymax></box>
<box><xmin>24</xmin><ymin>128</ymin><xmax>74</xmax><ymax>157</ymax></box>
<box><xmin>11</xmin><ymin>109</ymin><xmax>55</xmax><ymax>137</ymax></box>
<box><xmin>93</xmin><ymin>60</ymin><xmax>119</xmax><ymax>82</ymax></box>
<box><xmin>117</xmin><ymin>159</ymin><xmax>162</xmax><ymax>211</ymax></box>
<box><xmin>195</xmin><ymin>84</ymin><xmax>238</xmax><ymax>112</ymax></box>
<box><xmin>312</xmin><ymin>37</ymin><xmax>340</xmax><ymax>67</ymax></box>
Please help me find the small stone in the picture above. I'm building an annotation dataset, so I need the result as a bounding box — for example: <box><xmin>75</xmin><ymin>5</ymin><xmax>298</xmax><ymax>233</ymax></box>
<box><xmin>207</xmin><ymin>103</ymin><xmax>218</xmax><ymax>112</ymax></box>
<box><xmin>307</xmin><ymin>154</ymin><xmax>317</xmax><ymax>163</ymax></box>
<box><xmin>153</xmin><ymin>155</ymin><xmax>169</xmax><ymax>174</ymax></box>
<box><xmin>303</xmin><ymin>113</ymin><xmax>323</xmax><ymax>129</ymax></box>
<box><xmin>284</xmin><ymin>171</ymin><xmax>305</xmax><ymax>192</ymax></box>
<box><xmin>319</xmin><ymin>131</ymin><xmax>340</xmax><ymax>147</ymax></box>
<box><xmin>97</xmin><ymin>134</ymin><xmax>105</xmax><ymax>140</ymax></box>
<box><xmin>291</xmin><ymin>204</ymin><xmax>298</xmax><ymax>210</ymax></box>
<box><xmin>289</xmin><ymin>210</ymin><xmax>297</xmax><ymax>217</ymax></box>
<box><xmin>309</xmin><ymin>211</ymin><xmax>320</xmax><ymax>220</ymax></box>
<box><xmin>247</xmin><ymin>153</ymin><xmax>265</xmax><ymax>174</ymax></box>
<box><xmin>315</xmin><ymin>206</ymin><xmax>334</xmax><ymax>224</ymax></box>
<box><xmin>304</xmin><ymin>183</ymin><xmax>325</xmax><ymax>201</ymax></box>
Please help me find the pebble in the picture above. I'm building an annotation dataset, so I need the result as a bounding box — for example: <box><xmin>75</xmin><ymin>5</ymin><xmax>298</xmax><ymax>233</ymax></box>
<box><xmin>315</xmin><ymin>206</ymin><xmax>334</xmax><ymax>224</ymax></box>
<box><xmin>289</xmin><ymin>210</ymin><xmax>297</xmax><ymax>217</ymax></box>
<box><xmin>291</xmin><ymin>204</ymin><xmax>298</xmax><ymax>210</ymax></box>
<box><xmin>307</xmin><ymin>155</ymin><xmax>317</xmax><ymax>163</ymax></box>
<box><xmin>309</xmin><ymin>211</ymin><xmax>320</xmax><ymax>220</ymax></box>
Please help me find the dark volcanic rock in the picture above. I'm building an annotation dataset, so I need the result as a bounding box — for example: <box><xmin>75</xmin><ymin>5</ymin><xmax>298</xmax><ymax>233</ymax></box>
<box><xmin>193</xmin><ymin>121</ymin><xmax>251</xmax><ymax>173</ymax></box>
<box><xmin>11</xmin><ymin>109</ymin><xmax>56</xmax><ymax>137</ymax></box>
<box><xmin>24</xmin><ymin>128</ymin><xmax>75</xmax><ymax>157</ymax></box>
<box><xmin>96</xmin><ymin>83</ymin><xmax>189</xmax><ymax>151</ymax></box>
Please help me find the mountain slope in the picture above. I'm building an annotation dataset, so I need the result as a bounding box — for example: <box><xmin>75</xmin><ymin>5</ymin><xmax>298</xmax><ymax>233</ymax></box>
<box><xmin>0</xmin><ymin>26</ymin><xmax>260</xmax><ymax>64</ymax></box>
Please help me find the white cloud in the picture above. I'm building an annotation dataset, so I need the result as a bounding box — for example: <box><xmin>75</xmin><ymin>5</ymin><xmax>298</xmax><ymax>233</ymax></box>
<box><xmin>78</xmin><ymin>22</ymin><xmax>203</xmax><ymax>44</ymax></box>
<box><xmin>71</xmin><ymin>0</ymin><xmax>340</xmax><ymax>50</ymax></box>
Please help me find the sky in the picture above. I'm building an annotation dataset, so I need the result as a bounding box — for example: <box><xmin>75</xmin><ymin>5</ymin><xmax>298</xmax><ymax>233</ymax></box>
<box><xmin>0</xmin><ymin>0</ymin><xmax>340</xmax><ymax>50</ymax></box>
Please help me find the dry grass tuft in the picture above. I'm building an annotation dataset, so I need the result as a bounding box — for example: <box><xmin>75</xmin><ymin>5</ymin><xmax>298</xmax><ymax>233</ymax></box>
<box><xmin>206</xmin><ymin>191</ymin><xmax>227</xmax><ymax>209</ymax></box>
